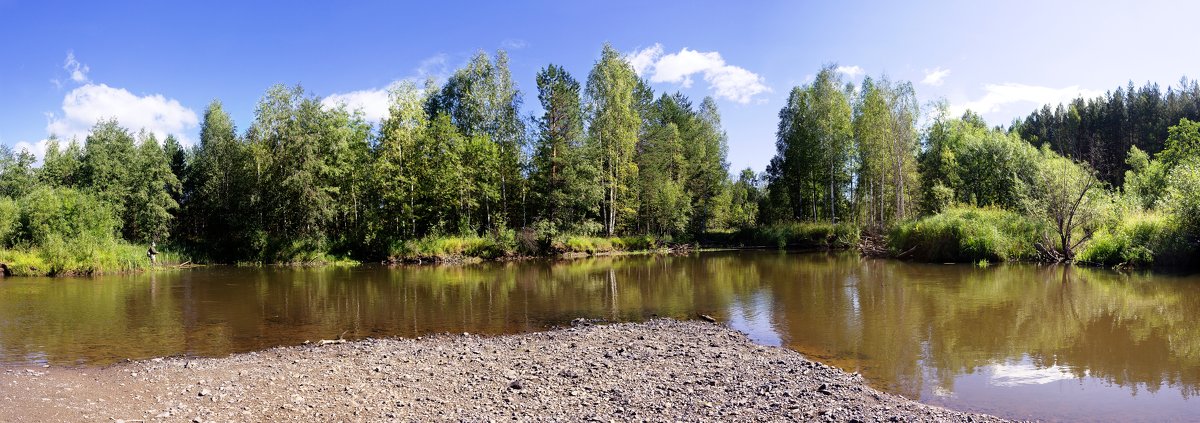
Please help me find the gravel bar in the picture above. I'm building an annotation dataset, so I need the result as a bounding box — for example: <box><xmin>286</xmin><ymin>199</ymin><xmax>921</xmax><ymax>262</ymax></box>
<box><xmin>0</xmin><ymin>319</ymin><xmax>1009</xmax><ymax>422</ymax></box>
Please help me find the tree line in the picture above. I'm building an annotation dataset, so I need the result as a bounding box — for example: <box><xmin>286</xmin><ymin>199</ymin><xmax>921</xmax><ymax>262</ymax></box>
<box><xmin>1</xmin><ymin>50</ymin><xmax>1196</xmax><ymax>269</ymax></box>
<box><xmin>1014</xmin><ymin>78</ymin><xmax>1200</xmax><ymax>185</ymax></box>
<box><xmin>0</xmin><ymin>44</ymin><xmax>753</xmax><ymax>264</ymax></box>
<box><xmin>760</xmin><ymin>66</ymin><xmax>1200</xmax><ymax>266</ymax></box>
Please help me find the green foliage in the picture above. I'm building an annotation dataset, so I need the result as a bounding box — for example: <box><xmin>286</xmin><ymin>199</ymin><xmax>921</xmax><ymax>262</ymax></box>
<box><xmin>0</xmin><ymin>196</ymin><xmax>17</xmax><ymax>244</ymax></box>
<box><xmin>1030</xmin><ymin>149</ymin><xmax>1112</xmax><ymax>261</ymax></box>
<box><xmin>1164</xmin><ymin>158</ymin><xmax>1200</xmax><ymax>245</ymax></box>
<box><xmin>754</xmin><ymin>222</ymin><xmax>859</xmax><ymax>249</ymax></box>
<box><xmin>0</xmin><ymin>235</ymin><xmax>167</xmax><ymax>276</ymax></box>
<box><xmin>38</xmin><ymin>137</ymin><xmax>83</xmax><ymax>188</ymax></box>
<box><xmin>1016</xmin><ymin>79</ymin><xmax>1200</xmax><ymax>185</ymax></box>
<box><xmin>126</xmin><ymin>132</ymin><xmax>181</xmax><ymax>243</ymax></box>
<box><xmin>726</xmin><ymin>168</ymin><xmax>761</xmax><ymax>229</ymax></box>
<box><xmin>16</xmin><ymin>186</ymin><xmax>119</xmax><ymax>246</ymax></box>
<box><xmin>391</xmin><ymin>236</ymin><xmax>503</xmax><ymax>261</ymax></box>
<box><xmin>762</xmin><ymin>65</ymin><xmax>854</xmax><ymax>224</ymax></box>
<box><xmin>699</xmin><ymin>222</ymin><xmax>859</xmax><ymax>250</ymax></box>
<box><xmin>530</xmin><ymin>64</ymin><xmax>599</xmax><ymax>227</ymax></box>
<box><xmin>0</xmin><ymin>146</ymin><xmax>37</xmax><ymax>198</ymax></box>
<box><xmin>586</xmin><ymin>44</ymin><xmax>642</xmax><ymax>235</ymax></box>
<box><xmin>16</xmin><ymin>46</ymin><xmax>1197</xmax><ymax>273</ymax></box>
<box><xmin>427</xmin><ymin>50</ymin><xmax>527</xmax><ymax>229</ymax></box>
<box><xmin>81</xmin><ymin>120</ymin><xmax>138</xmax><ymax>214</ymax></box>
<box><xmin>853</xmin><ymin>76</ymin><xmax>920</xmax><ymax>228</ymax></box>
<box><xmin>889</xmin><ymin>207</ymin><xmax>1042</xmax><ymax>263</ymax></box>
<box><xmin>551</xmin><ymin>235</ymin><xmax>659</xmax><ymax>254</ymax></box>
<box><xmin>1078</xmin><ymin>212</ymin><xmax>1176</xmax><ymax>267</ymax></box>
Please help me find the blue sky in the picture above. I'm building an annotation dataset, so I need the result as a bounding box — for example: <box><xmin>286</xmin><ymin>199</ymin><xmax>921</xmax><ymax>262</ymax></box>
<box><xmin>2</xmin><ymin>1</ymin><xmax>1198</xmax><ymax>173</ymax></box>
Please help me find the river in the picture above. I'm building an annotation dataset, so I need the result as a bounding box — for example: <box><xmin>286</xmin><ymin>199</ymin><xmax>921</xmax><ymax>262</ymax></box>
<box><xmin>1</xmin><ymin>250</ymin><xmax>1197</xmax><ymax>421</ymax></box>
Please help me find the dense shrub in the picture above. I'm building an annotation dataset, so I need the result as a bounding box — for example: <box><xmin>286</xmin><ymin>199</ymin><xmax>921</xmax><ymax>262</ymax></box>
<box><xmin>14</xmin><ymin>187</ymin><xmax>119</xmax><ymax>247</ymax></box>
<box><xmin>889</xmin><ymin>207</ymin><xmax>1042</xmax><ymax>263</ymax></box>
<box><xmin>0</xmin><ymin>196</ymin><xmax>17</xmax><ymax>245</ymax></box>
<box><xmin>1078</xmin><ymin>212</ymin><xmax>1177</xmax><ymax>267</ymax></box>
<box><xmin>391</xmin><ymin>236</ymin><xmax>508</xmax><ymax>261</ymax></box>
<box><xmin>697</xmin><ymin>222</ymin><xmax>858</xmax><ymax>249</ymax></box>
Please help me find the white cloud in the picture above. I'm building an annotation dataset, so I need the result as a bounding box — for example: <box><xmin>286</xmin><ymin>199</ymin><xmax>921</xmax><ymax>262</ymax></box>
<box><xmin>835</xmin><ymin>65</ymin><xmax>865</xmax><ymax>78</ymax></box>
<box><xmin>651</xmin><ymin>48</ymin><xmax>725</xmax><ymax>88</ymax></box>
<box><xmin>626</xmin><ymin>44</ymin><xmax>664</xmax><ymax>76</ymax></box>
<box><xmin>952</xmin><ymin>83</ymin><xmax>1103</xmax><ymax>116</ymax></box>
<box><xmin>626</xmin><ymin>44</ymin><xmax>770</xmax><ymax>104</ymax></box>
<box><xmin>46</xmin><ymin>83</ymin><xmax>199</xmax><ymax>146</ymax></box>
<box><xmin>13</xmin><ymin>139</ymin><xmax>49</xmax><ymax>163</ymax></box>
<box><xmin>63</xmin><ymin>51</ymin><xmax>89</xmax><ymax>83</ymax></box>
<box><xmin>922</xmin><ymin>67</ymin><xmax>951</xmax><ymax>86</ymax></box>
<box><xmin>322</xmin><ymin>54</ymin><xmax>450</xmax><ymax>124</ymax></box>
<box><xmin>321</xmin><ymin>87</ymin><xmax>392</xmax><ymax>123</ymax></box>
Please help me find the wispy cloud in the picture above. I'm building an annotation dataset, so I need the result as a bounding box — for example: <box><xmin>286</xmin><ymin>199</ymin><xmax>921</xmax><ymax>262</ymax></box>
<box><xmin>952</xmin><ymin>83</ymin><xmax>1102</xmax><ymax>116</ymax></box>
<box><xmin>415</xmin><ymin>53</ymin><xmax>449</xmax><ymax>81</ymax></box>
<box><xmin>500</xmin><ymin>38</ymin><xmax>527</xmax><ymax>50</ymax></box>
<box><xmin>63</xmin><ymin>51</ymin><xmax>89</xmax><ymax>83</ymax></box>
<box><xmin>922</xmin><ymin>67</ymin><xmax>951</xmax><ymax>86</ymax></box>
<box><xmin>50</xmin><ymin>50</ymin><xmax>91</xmax><ymax>90</ymax></box>
<box><xmin>626</xmin><ymin>44</ymin><xmax>771</xmax><ymax>104</ymax></box>
<box><xmin>835</xmin><ymin>65</ymin><xmax>864</xmax><ymax>78</ymax></box>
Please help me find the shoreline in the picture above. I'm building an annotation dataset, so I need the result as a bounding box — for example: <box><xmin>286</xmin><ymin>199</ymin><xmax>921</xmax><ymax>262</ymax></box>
<box><xmin>0</xmin><ymin>319</ymin><xmax>1008</xmax><ymax>422</ymax></box>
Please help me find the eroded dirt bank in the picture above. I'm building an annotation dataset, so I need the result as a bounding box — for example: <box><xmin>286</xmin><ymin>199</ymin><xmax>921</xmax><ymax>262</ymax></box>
<box><xmin>0</xmin><ymin>320</ymin><xmax>1008</xmax><ymax>422</ymax></box>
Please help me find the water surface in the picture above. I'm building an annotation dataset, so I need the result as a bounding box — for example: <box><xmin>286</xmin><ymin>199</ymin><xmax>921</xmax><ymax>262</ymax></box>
<box><xmin>2</xmin><ymin>251</ymin><xmax>1198</xmax><ymax>421</ymax></box>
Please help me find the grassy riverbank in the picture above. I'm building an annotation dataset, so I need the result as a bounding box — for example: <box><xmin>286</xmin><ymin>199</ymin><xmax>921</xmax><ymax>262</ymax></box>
<box><xmin>385</xmin><ymin>223</ymin><xmax>859</xmax><ymax>263</ymax></box>
<box><xmin>387</xmin><ymin>233</ymin><xmax>665</xmax><ymax>263</ymax></box>
<box><xmin>888</xmin><ymin>207</ymin><xmax>1042</xmax><ymax>263</ymax></box>
<box><xmin>884</xmin><ymin>204</ymin><xmax>1199</xmax><ymax>269</ymax></box>
<box><xmin>0</xmin><ymin>237</ymin><xmax>182</xmax><ymax>277</ymax></box>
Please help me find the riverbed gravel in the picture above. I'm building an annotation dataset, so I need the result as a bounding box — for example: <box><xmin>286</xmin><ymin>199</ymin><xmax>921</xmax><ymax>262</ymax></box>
<box><xmin>0</xmin><ymin>319</ymin><xmax>1008</xmax><ymax>422</ymax></box>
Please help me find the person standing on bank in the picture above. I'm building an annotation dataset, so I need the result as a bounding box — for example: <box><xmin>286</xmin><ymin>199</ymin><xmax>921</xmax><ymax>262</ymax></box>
<box><xmin>147</xmin><ymin>242</ymin><xmax>158</xmax><ymax>265</ymax></box>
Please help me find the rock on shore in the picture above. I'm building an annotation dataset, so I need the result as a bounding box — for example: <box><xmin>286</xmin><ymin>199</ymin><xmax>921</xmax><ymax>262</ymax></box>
<box><xmin>0</xmin><ymin>319</ymin><xmax>1008</xmax><ymax>422</ymax></box>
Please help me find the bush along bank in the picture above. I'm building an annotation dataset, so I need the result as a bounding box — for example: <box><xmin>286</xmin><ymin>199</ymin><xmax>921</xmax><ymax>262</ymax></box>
<box><xmin>697</xmin><ymin>222</ymin><xmax>859</xmax><ymax>250</ymax></box>
<box><xmin>0</xmin><ymin>187</ymin><xmax>184</xmax><ymax>277</ymax></box>
<box><xmin>0</xmin><ymin>236</ymin><xmax>181</xmax><ymax>277</ymax></box>
<box><xmin>887</xmin><ymin>206</ymin><xmax>1043</xmax><ymax>264</ymax></box>
<box><xmin>384</xmin><ymin>230</ymin><xmax>669</xmax><ymax>264</ymax></box>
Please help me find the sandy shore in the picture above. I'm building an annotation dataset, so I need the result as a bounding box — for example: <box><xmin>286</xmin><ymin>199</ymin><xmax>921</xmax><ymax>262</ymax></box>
<box><xmin>0</xmin><ymin>320</ymin><xmax>1007</xmax><ymax>422</ymax></box>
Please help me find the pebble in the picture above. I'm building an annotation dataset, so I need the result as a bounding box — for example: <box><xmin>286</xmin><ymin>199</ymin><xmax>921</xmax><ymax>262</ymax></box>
<box><xmin>0</xmin><ymin>320</ymin><xmax>1009</xmax><ymax>422</ymax></box>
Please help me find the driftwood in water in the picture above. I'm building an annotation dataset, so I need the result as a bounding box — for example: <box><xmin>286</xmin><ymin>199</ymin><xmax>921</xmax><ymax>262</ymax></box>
<box><xmin>697</xmin><ymin>314</ymin><xmax>717</xmax><ymax>323</ymax></box>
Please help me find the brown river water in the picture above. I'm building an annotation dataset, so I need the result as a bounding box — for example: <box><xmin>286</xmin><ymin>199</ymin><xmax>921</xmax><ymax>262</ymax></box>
<box><xmin>1</xmin><ymin>250</ymin><xmax>1198</xmax><ymax>421</ymax></box>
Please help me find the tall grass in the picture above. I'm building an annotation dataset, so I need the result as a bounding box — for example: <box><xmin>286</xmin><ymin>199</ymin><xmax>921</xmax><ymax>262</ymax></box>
<box><xmin>387</xmin><ymin>233</ymin><xmax>664</xmax><ymax>262</ymax></box>
<box><xmin>1078</xmin><ymin>211</ymin><xmax>1194</xmax><ymax>268</ymax></box>
<box><xmin>698</xmin><ymin>222</ymin><xmax>859</xmax><ymax>250</ymax></box>
<box><xmin>889</xmin><ymin>206</ymin><xmax>1042</xmax><ymax>263</ymax></box>
<box><xmin>551</xmin><ymin>235</ymin><xmax>660</xmax><ymax>254</ymax></box>
<box><xmin>0</xmin><ymin>235</ymin><xmax>179</xmax><ymax>276</ymax></box>
<box><xmin>390</xmin><ymin>236</ymin><xmax>510</xmax><ymax>262</ymax></box>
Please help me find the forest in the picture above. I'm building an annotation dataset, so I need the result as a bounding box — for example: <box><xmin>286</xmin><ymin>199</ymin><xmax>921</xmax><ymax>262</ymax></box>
<box><xmin>760</xmin><ymin>68</ymin><xmax>1200</xmax><ymax>267</ymax></box>
<box><xmin>0</xmin><ymin>44</ymin><xmax>1197</xmax><ymax>275</ymax></box>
